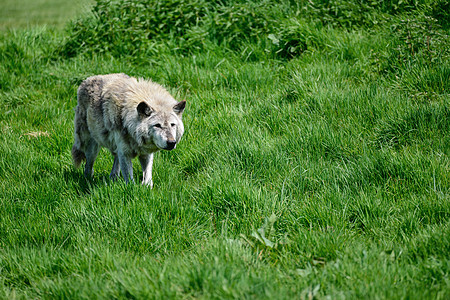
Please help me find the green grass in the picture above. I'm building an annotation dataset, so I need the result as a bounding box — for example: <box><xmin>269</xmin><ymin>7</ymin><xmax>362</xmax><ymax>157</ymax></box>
<box><xmin>0</xmin><ymin>0</ymin><xmax>93</xmax><ymax>29</ymax></box>
<box><xmin>0</xmin><ymin>0</ymin><xmax>449</xmax><ymax>299</ymax></box>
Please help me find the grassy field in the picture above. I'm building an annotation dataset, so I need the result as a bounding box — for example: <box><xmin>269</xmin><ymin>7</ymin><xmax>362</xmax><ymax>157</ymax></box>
<box><xmin>0</xmin><ymin>0</ymin><xmax>449</xmax><ymax>298</ymax></box>
<box><xmin>0</xmin><ymin>0</ymin><xmax>92</xmax><ymax>29</ymax></box>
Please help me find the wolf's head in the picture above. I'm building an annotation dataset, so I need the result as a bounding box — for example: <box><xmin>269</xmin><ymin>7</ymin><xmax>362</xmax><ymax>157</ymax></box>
<box><xmin>135</xmin><ymin>100</ymin><xmax>186</xmax><ymax>150</ymax></box>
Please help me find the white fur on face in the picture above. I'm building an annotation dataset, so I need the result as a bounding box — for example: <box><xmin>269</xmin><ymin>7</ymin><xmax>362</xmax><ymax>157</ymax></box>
<box><xmin>136</xmin><ymin>112</ymin><xmax>182</xmax><ymax>150</ymax></box>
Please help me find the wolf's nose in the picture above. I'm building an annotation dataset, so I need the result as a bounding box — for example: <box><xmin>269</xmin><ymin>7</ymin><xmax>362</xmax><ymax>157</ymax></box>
<box><xmin>165</xmin><ymin>140</ymin><xmax>176</xmax><ymax>150</ymax></box>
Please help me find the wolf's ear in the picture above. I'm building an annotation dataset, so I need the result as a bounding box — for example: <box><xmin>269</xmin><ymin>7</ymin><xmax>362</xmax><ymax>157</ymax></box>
<box><xmin>173</xmin><ymin>100</ymin><xmax>186</xmax><ymax>115</ymax></box>
<box><xmin>137</xmin><ymin>101</ymin><xmax>152</xmax><ymax>117</ymax></box>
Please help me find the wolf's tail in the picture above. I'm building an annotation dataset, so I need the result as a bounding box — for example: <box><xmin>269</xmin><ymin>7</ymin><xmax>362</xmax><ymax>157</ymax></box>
<box><xmin>72</xmin><ymin>139</ymin><xmax>85</xmax><ymax>169</ymax></box>
<box><xmin>72</xmin><ymin>102</ymin><xmax>86</xmax><ymax>168</ymax></box>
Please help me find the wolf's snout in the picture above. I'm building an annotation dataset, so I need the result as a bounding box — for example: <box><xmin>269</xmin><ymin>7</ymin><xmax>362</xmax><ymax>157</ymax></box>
<box><xmin>165</xmin><ymin>140</ymin><xmax>176</xmax><ymax>150</ymax></box>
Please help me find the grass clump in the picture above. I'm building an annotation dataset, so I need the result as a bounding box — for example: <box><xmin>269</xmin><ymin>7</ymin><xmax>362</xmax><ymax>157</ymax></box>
<box><xmin>58</xmin><ymin>0</ymin><xmax>450</xmax><ymax>61</ymax></box>
<box><xmin>58</xmin><ymin>0</ymin><xmax>287</xmax><ymax>58</ymax></box>
<box><xmin>59</xmin><ymin>0</ymin><xmax>209</xmax><ymax>57</ymax></box>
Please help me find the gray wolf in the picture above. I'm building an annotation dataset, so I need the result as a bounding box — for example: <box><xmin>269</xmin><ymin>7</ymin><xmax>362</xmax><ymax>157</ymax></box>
<box><xmin>72</xmin><ymin>73</ymin><xmax>186</xmax><ymax>187</ymax></box>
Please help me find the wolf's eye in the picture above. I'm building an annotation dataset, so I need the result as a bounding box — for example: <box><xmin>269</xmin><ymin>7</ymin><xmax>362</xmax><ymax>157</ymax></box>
<box><xmin>154</xmin><ymin>124</ymin><xmax>162</xmax><ymax>128</ymax></box>
<box><xmin>170</xmin><ymin>123</ymin><xmax>176</xmax><ymax>127</ymax></box>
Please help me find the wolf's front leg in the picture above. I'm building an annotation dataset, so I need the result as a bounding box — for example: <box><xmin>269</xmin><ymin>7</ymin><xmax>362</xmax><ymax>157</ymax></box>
<box><xmin>139</xmin><ymin>153</ymin><xmax>154</xmax><ymax>188</ymax></box>
<box><xmin>118</xmin><ymin>152</ymin><xmax>134</xmax><ymax>183</ymax></box>
<box><xmin>110</xmin><ymin>155</ymin><xmax>121</xmax><ymax>180</ymax></box>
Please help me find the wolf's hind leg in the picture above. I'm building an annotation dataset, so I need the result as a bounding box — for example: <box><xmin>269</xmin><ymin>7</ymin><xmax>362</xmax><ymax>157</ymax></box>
<box><xmin>139</xmin><ymin>153</ymin><xmax>154</xmax><ymax>188</ymax></box>
<box><xmin>84</xmin><ymin>139</ymin><xmax>99</xmax><ymax>178</ymax></box>
<box><xmin>110</xmin><ymin>155</ymin><xmax>121</xmax><ymax>180</ymax></box>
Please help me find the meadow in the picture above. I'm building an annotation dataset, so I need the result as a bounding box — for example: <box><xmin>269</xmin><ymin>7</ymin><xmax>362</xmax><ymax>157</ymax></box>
<box><xmin>0</xmin><ymin>0</ymin><xmax>449</xmax><ymax>298</ymax></box>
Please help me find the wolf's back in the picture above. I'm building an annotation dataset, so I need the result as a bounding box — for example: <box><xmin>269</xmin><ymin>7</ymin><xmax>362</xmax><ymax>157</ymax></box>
<box><xmin>77</xmin><ymin>73</ymin><xmax>129</xmax><ymax>106</ymax></box>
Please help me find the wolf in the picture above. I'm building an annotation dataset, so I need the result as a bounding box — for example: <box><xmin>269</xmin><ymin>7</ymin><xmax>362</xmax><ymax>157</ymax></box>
<box><xmin>72</xmin><ymin>73</ymin><xmax>186</xmax><ymax>187</ymax></box>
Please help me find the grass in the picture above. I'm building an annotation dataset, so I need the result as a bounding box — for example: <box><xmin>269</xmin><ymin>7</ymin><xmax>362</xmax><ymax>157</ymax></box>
<box><xmin>0</xmin><ymin>0</ymin><xmax>93</xmax><ymax>29</ymax></box>
<box><xmin>0</xmin><ymin>0</ymin><xmax>449</xmax><ymax>299</ymax></box>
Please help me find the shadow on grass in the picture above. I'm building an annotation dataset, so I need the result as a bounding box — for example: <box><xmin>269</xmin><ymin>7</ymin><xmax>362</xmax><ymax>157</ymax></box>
<box><xmin>63</xmin><ymin>168</ymin><xmax>112</xmax><ymax>196</ymax></box>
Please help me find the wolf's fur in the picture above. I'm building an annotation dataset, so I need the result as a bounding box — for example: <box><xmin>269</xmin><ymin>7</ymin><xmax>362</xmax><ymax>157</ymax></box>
<box><xmin>72</xmin><ymin>73</ymin><xmax>186</xmax><ymax>187</ymax></box>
